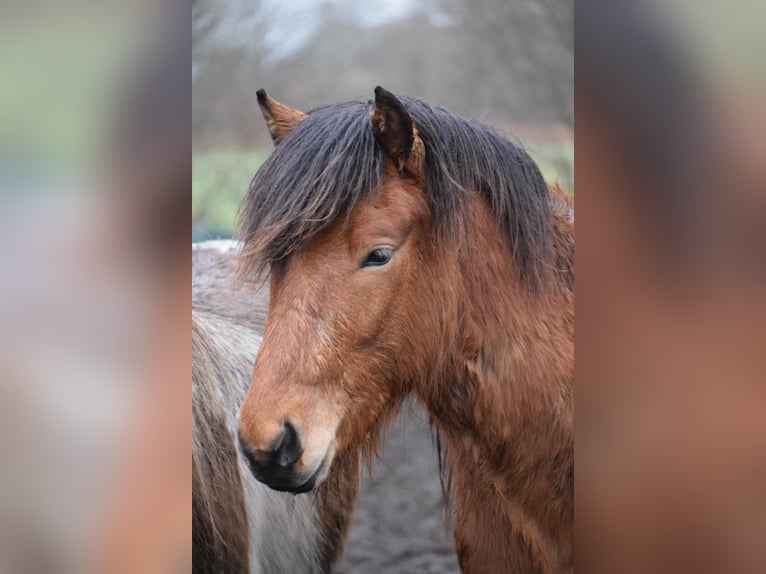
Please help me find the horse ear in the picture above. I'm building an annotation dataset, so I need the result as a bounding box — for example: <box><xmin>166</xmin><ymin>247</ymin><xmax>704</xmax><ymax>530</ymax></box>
<box><xmin>370</xmin><ymin>86</ymin><xmax>425</xmax><ymax>178</ymax></box>
<box><xmin>256</xmin><ymin>89</ymin><xmax>307</xmax><ymax>145</ymax></box>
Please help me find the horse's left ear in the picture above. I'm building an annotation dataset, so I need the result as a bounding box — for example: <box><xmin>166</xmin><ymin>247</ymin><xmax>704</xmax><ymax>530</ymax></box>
<box><xmin>370</xmin><ymin>86</ymin><xmax>425</xmax><ymax>178</ymax></box>
<box><xmin>256</xmin><ymin>89</ymin><xmax>307</xmax><ymax>145</ymax></box>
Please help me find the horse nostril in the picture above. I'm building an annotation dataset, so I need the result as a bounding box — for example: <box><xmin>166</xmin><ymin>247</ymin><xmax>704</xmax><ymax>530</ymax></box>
<box><xmin>271</xmin><ymin>420</ymin><xmax>303</xmax><ymax>467</ymax></box>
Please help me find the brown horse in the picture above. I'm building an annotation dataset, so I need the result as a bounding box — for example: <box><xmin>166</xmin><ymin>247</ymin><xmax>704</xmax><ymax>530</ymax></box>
<box><xmin>237</xmin><ymin>87</ymin><xmax>574</xmax><ymax>573</ymax></box>
<box><xmin>192</xmin><ymin>241</ymin><xmax>359</xmax><ymax>573</ymax></box>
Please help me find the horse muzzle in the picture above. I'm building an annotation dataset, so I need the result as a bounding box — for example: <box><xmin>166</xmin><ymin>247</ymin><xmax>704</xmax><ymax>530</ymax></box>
<box><xmin>237</xmin><ymin>422</ymin><xmax>323</xmax><ymax>494</ymax></box>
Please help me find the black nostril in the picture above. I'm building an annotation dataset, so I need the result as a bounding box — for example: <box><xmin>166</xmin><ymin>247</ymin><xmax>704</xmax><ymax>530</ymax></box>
<box><xmin>271</xmin><ymin>420</ymin><xmax>303</xmax><ymax>467</ymax></box>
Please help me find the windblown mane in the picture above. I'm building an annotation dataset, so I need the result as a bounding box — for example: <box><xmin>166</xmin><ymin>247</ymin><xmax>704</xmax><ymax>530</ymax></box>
<box><xmin>237</xmin><ymin>97</ymin><xmax>555</xmax><ymax>290</ymax></box>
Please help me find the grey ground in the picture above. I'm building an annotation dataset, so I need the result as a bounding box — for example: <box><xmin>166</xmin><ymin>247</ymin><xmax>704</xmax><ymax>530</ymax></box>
<box><xmin>336</xmin><ymin>405</ymin><xmax>460</xmax><ymax>574</ymax></box>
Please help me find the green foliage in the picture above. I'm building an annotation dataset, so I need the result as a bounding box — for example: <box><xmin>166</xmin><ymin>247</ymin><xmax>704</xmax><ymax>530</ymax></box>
<box><xmin>192</xmin><ymin>149</ymin><xmax>269</xmax><ymax>238</ymax></box>
<box><xmin>527</xmin><ymin>142</ymin><xmax>574</xmax><ymax>194</ymax></box>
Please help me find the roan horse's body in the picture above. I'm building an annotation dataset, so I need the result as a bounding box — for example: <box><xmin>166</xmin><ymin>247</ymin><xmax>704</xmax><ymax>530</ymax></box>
<box><xmin>192</xmin><ymin>241</ymin><xmax>358</xmax><ymax>573</ymax></box>
<box><xmin>237</xmin><ymin>88</ymin><xmax>574</xmax><ymax>573</ymax></box>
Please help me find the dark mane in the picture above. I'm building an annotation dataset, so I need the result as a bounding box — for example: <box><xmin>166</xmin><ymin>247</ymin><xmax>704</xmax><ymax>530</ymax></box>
<box><xmin>237</xmin><ymin>96</ymin><xmax>555</xmax><ymax>290</ymax></box>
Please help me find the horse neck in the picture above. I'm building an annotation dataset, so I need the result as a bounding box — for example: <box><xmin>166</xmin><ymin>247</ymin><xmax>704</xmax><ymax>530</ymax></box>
<box><xmin>424</xmin><ymin>190</ymin><xmax>574</xmax><ymax>572</ymax></box>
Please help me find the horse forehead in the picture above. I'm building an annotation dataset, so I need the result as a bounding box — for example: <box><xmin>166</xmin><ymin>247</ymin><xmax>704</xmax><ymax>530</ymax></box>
<box><xmin>350</xmin><ymin>176</ymin><xmax>427</xmax><ymax>230</ymax></box>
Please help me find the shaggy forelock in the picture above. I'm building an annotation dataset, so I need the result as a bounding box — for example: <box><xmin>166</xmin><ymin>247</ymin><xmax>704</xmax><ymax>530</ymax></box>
<box><xmin>236</xmin><ymin>96</ymin><xmax>555</xmax><ymax>291</ymax></box>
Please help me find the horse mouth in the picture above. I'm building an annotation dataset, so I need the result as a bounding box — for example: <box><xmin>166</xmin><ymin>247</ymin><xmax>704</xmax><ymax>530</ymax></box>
<box><xmin>239</xmin><ymin>436</ymin><xmax>329</xmax><ymax>494</ymax></box>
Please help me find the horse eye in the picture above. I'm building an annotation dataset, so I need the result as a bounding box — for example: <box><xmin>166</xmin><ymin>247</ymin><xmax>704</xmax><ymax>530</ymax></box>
<box><xmin>360</xmin><ymin>247</ymin><xmax>394</xmax><ymax>268</ymax></box>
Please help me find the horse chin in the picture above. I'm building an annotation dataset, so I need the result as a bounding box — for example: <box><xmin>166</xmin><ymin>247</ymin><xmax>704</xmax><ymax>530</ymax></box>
<box><xmin>272</xmin><ymin>451</ymin><xmax>329</xmax><ymax>494</ymax></box>
<box><xmin>294</xmin><ymin>462</ymin><xmax>326</xmax><ymax>493</ymax></box>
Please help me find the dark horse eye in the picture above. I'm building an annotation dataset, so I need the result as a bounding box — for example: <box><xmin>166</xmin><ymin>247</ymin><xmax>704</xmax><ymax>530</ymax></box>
<box><xmin>360</xmin><ymin>247</ymin><xmax>394</xmax><ymax>268</ymax></box>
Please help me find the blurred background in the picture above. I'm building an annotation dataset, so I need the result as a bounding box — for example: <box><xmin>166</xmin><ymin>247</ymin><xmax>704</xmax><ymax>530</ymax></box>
<box><xmin>192</xmin><ymin>0</ymin><xmax>573</xmax><ymax>239</ymax></box>
<box><xmin>577</xmin><ymin>1</ymin><xmax>766</xmax><ymax>572</ymax></box>
<box><xmin>0</xmin><ymin>1</ymin><xmax>189</xmax><ymax>573</ymax></box>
